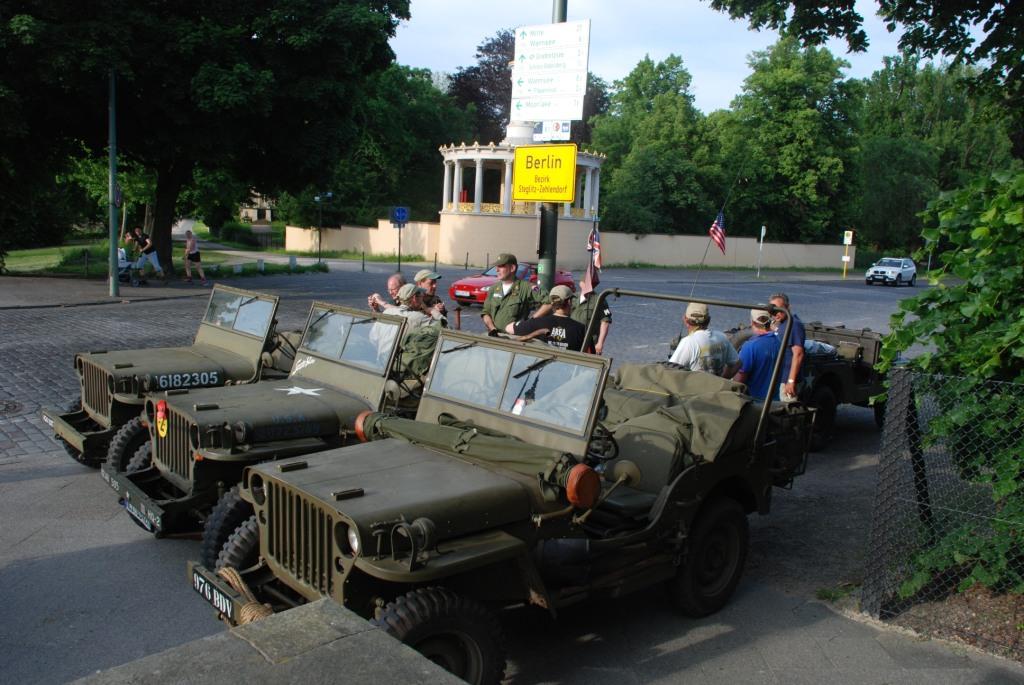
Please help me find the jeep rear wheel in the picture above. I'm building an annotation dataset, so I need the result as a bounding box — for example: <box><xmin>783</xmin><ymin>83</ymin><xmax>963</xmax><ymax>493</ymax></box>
<box><xmin>809</xmin><ymin>384</ymin><xmax>838</xmax><ymax>451</ymax></box>
<box><xmin>201</xmin><ymin>486</ymin><xmax>254</xmax><ymax>569</ymax></box>
<box><xmin>216</xmin><ymin>515</ymin><xmax>260</xmax><ymax>571</ymax></box>
<box><xmin>127</xmin><ymin>441</ymin><xmax>151</xmax><ymax>472</ymax></box>
<box><xmin>669</xmin><ymin>497</ymin><xmax>748</xmax><ymax>617</ymax></box>
<box><xmin>107</xmin><ymin>417</ymin><xmax>149</xmax><ymax>472</ymax></box>
<box><xmin>372</xmin><ymin>587</ymin><xmax>505</xmax><ymax>685</ymax></box>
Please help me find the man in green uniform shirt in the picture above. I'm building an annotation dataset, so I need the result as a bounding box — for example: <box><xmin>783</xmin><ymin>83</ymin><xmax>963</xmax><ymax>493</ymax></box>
<box><xmin>481</xmin><ymin>253</ymin><xmax>551</xmax><ymax>333</ymax></box>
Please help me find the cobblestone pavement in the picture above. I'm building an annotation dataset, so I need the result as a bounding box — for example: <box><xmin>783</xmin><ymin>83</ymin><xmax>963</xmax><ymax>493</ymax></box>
<box><xmin>4</xmin><ymin>269</ymin><xmax>1021</xmax><ymax>684</ymax></box>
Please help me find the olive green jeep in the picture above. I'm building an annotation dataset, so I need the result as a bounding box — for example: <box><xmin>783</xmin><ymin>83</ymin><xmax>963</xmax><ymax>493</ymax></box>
<box><xmin>102</xmin><ymin>302</ymin><xmax>435</xmax><ymax>567</ymax></box>
<box><xmin>41</xmin><ymin>285</ymin><xmax>297</xmax><ymax>470</ymax></box>
<box><xmin>189</xmin><ymin>292</ymin><xmax>811</xmax><ymax>684</ymax></box>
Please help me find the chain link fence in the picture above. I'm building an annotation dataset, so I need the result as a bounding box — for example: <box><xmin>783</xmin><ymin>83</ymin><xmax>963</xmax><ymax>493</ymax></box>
<box><xmin>863</xmin><ymin>368</ymin><xmax>1024</xmax><ymax>658</ymax></box>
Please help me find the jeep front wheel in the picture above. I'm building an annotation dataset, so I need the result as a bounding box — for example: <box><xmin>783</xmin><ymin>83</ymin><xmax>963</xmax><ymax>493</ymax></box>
<box><xmin>107</xmin><ymin>417</ymin><xmax>149</xmax><ymax>472</ymax></box>
<box><xmin>201</xmin><ymin>486</ymin><xmax>254</xmax><ymax>569</ymax></box>
<box><xmin>669</xmin><ymin>497</ymin><xmax>748</xmax><ymax>617</ymax></box>
<box><xmin>216</xmin><ymin>515</ymin><xmax>260</xmax><ymax>571</ymax></box>
<box><xmin>372</xmin><ymin>587</ymin><xmax>506</xmax><ymax>685</ymax></box>
<box><xmin>127</xmin><ymin>441</ymin><xmax>151</xmax><ymax>472</ymax></box>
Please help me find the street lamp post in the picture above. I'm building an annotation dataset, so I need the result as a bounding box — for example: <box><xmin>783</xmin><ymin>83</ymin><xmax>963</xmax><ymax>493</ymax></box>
<box><xmin>313</xmin><ymin>191</ymin><xmax>333</xmax><ymax>264</ymax></box>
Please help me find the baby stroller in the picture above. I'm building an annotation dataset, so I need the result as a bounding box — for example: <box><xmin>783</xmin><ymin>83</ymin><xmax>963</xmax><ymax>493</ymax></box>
<box><xmin>116</xmin><ymin>248</ymin><xmax>133</xmax><ymax>284</ymax></box>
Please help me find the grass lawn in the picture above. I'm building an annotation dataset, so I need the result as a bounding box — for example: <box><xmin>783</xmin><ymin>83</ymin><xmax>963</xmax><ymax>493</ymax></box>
<box><xmin>0</xmin><ymin>239</ymin><xmax>327</xmax><ymax>279</ymax></box>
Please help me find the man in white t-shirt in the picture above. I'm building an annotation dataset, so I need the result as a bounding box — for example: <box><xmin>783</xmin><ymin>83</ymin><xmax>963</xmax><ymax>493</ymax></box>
<box><xmin>669</xmin><ymin>302</ymin><xmax>739</xmax><ymax>378</ymax></box>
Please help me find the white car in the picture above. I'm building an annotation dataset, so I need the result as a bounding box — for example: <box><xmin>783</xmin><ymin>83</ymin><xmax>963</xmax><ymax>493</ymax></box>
<box><xmin>865</xmin><ymin>257</ymin><xmax>916</xmax><ymax>287</ymax></box>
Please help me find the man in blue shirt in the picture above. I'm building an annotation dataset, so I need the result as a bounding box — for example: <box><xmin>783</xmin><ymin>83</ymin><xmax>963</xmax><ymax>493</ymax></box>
<box><xmin>770</xmin><ymin>292</ymin><xmax>806</xmax><ymax>403</ymax></box>
<box><xmin>734</xmin><ymin>309</ymin><xmax>781</xmax><ymax>401</ymax></box>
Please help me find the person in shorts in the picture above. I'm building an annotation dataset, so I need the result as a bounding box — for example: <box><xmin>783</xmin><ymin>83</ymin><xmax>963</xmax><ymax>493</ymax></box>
<box><xmin>183</xmin><ymin>230</ymin><xmax>208</xmax><ymax>285</ymax></box>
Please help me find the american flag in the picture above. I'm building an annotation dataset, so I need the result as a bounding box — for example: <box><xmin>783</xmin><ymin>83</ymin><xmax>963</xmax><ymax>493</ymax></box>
<box><xmin>586</xmin><ymin>224</ymin><xmax>602</xmax><ymax>269</ymax></box>
<box><xmin>581</xmin><ymin>223</ymin><xmax>602</xmax><ymax>299</ymax></box>
<box><xmin>708</xmin><ymin>211</ymin><xmax>726</xmax><ymax>254</ymax></box>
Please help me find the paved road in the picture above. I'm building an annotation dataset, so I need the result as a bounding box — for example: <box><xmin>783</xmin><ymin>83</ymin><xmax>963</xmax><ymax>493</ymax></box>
<box><xmin>2</xmin><ymin>266</ymin><xmax>1021</xmax><ymax>684</ymax></box>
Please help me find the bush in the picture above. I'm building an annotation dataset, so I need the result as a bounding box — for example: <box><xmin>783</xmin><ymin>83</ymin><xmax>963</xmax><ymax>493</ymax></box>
<box><xmin>218</xmin><ymin>221</ymin><xmax>261</xmax><ymax>246</ymax></box>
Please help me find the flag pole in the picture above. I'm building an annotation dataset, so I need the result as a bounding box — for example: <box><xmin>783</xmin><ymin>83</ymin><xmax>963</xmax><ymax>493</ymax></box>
<box><xmin>687</xmin><ymin>165</ymin><xmax>745</xmax><ymax>297</ymax></box>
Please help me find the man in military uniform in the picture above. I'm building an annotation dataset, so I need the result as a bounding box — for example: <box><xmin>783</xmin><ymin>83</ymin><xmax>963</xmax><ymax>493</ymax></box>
<box><xmin>481</xmin><ymin>254</ymin><xmax>550</xmax><ymax>334</ymax></box>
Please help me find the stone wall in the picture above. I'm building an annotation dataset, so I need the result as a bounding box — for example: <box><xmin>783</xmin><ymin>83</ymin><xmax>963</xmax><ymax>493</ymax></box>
<box><xmin>286</xmin><ymin>215</ymin><xmax>855</xmax><ymax>270</ymax></box>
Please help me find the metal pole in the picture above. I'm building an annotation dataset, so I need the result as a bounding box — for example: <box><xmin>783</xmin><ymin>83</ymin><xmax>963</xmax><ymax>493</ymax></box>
<box><xmin>537</xmin><ymin>0</ymin><xmax>568</xmax><ymax>293</ymax></box>
<box><xmin>757</xmin><ymin>224</ymin><xmax>765</xmax><ymax>279</ymax></box>
<box><xmin>397</xmin><ymin>226</ymin><xmax>402</xmax><ymax>274</ymax></box>
<box><xmin>108</xmin><ymin>70</ymin><xmax>119</xmax><ymax>296</ymax></box>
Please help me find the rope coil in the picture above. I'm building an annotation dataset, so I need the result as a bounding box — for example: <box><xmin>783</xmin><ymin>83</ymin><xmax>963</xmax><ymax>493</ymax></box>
<box><xmin>217</xmin><ymin>566</ymin><xmax>273</xmax><ymax>624</ymax></box>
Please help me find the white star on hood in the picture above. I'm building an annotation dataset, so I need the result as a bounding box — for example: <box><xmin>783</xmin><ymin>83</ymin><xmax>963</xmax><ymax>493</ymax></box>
<box><xmin>275</xmin><ymin>386</ymin><xmax>323</xmax><ymax>396</ymax></box>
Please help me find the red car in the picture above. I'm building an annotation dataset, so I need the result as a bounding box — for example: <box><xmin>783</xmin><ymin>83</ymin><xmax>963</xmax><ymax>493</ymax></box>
<box><xmin>448</xmin><ymin>261</ymin><xmax>576</xmax><ymax>307</ymax></box>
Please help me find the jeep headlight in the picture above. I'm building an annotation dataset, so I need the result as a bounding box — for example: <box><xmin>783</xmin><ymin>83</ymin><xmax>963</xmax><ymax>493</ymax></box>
<box><xmin>347</xmin><ymin>527</ymin><xmax>361</xmax><ymax>556</ymax></box>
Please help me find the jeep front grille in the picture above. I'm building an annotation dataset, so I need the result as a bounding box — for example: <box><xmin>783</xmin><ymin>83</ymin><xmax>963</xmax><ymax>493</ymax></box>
<box><xmin>266</xmin><ymin>481</ymin><xmax>335</xmax><ymax>597</ymax></box>
<box><xmin>80</xmin><ymin>359</ymin><xmax>111</xmax><ymax>420</ymax></box>
<box><xmin>153</xmin><ymin>406</ymin><xmax>193</xmax><ymax>481</ymax></box>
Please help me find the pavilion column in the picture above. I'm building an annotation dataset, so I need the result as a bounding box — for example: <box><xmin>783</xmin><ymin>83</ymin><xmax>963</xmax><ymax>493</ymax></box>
<box><xmin>453</xmin><ymin>162</ymin><xmax>463</xmax><ymax>212</ymax></box>
<box><xmin>583</xmin><ymin>167</ymin><xmax>594</xmax><ymax>218</ymax></box>
<box><xmin>442</xmin><ymin>161</ymin><xmax>452</xmax><ymax>212</ymax></box>
<box><xmin>502</xmin><ymin>160</ymin><xmax>512</xmax><ymax>214</ymax></box>
<box><xmin>575</xmin><ymin>170</ymin><xmax>585</xmax><ymax>210</ymax></box>
<box><xmin>473</xmin><ymin>158</ymin><xmax>484</xmax><ymax>213</ymax></box>
<box><xmin>592</xmin><ymin>168</ymin><xmax>601</xmax><ymax>216</ymax></box>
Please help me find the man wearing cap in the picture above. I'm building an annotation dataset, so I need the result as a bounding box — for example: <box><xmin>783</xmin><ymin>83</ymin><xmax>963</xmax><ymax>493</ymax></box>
<box><xmin>733</xmin><ymin>309</ymin><xmax>782</xmax><ymax>401</ymax></box>
<box><xmin>383</xmin><ymin>283</ymin><xmax>443</xmax><ymax>329</ymax></box>
<box><xmin>571</xmin><ymin>290</ymin><xmax>612</xmax><ymax>355</ymax></box>
<box><xmin>506</xmin><ymin>285</ymin><xmax>585</xmax><ymax>351</ymax></box>
<box><xmin>481</xmin><ymin>253</ymin><xmax>551</xmax><ymax>334</ymax></box>
<box><xmin>669</xmin><ymin>302</ymin><xmax>739</xmax><ymax>378</ymax></box>
<box><xmin>414</xmin><ymin>269</ymin><xmax>447</xmax><ymax>324</ymax></box>
<box><xmin>769</xmin><ymin>292</ymin><xmax>806</xmax><ymax>403</ymax></box>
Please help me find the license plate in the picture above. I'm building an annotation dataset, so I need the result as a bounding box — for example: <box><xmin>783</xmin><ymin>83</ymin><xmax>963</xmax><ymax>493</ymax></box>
<box><xmin>123</xmin><ymin>498</ymin><xmax>154</xmax><ymax>532</ymax></box>
<box><xmin>455</xmin><ymin>290</ymin><xmax>470</xmax><ymax>297</ymax></box>
<box><xmin>192</xmin><ymin>569</ymin><xmax>235</xmax><ymax>621</ymax></box>
<box><xmin>42</xmin><ymin>414</ymin><xmax>54</xmax><ymax>428</ymax></box>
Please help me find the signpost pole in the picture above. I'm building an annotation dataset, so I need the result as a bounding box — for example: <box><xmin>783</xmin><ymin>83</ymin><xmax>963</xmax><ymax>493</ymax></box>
<box><xmin>108</xmin><ymin>70</ymin><xmax>119</xmax><ymax>297</ymax></box>
<box><xmin>537</xmin><ymin>0</ymin><xmax>569</xmax><ymax>293</ymax></box>
<box><xmin>757</xmin><ymin>224</ymin><xmax>765</xmax><ymax>279</ymax></box>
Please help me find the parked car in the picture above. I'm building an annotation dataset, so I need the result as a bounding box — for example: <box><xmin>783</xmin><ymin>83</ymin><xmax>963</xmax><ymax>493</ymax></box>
<box><xmin>448</xmin><ymin>261</ymin><xmax>575</xmax><ymax>306</ymax></box>
<box><xmin>865</xmin><ymin>257</ymin><xmax>916</xmax><ymax>286</ymax></box>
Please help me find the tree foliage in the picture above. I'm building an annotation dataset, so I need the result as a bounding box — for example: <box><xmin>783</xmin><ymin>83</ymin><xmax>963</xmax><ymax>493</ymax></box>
<box><xmin>879</xmin><ymin>170</ymin><xmax>1024</xmax><ymax>596</ymax></box>
<box><xmin>1</xmin><ymin>0</ymin><xmax>409</xmax><ymax>270</ymax></box>
<box><xmin>706</xmin><ymin>0</ymin><xmax>1024</xmax><ymax>157</ymax></box>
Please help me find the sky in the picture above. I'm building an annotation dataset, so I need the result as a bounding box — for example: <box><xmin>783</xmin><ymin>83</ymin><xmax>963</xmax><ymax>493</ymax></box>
<box><xmin>391</xmin><ymin>0</ymin><xmax>904</xmax><ymax>113</ymax></box>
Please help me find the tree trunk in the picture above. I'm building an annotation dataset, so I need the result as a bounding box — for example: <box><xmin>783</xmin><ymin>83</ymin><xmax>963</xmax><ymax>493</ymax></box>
<box><xmin>152</xmin><ymin>161</ymin><xmax>190</xmax><ymax>275</ymax></box>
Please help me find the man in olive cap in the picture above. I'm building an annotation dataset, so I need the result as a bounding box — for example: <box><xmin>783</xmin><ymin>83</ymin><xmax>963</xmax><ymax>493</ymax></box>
<box><xmin>506</xmin><ymin>285</ymin><xmax>585</xmax><ymax>351</ymax></box>
<box><xmin>734</xmin><ymin>308</ymin><xmax>782</xmax><ymax>401</ymax></box>
<box><xmin>414</xmin><ymin>268</ymin><xmax>446</xmax><ymax>324</ymax></box>
<box><xmin>669</xmin><ymin>302</ymin><xmax>739</xmax><ymax>378</ymax></box>
<box><xmin>383</xmin><ymin>283</ymin><xmax>443</xmax><ymax>329</ymax></box>
<box><xmin>481</xmin><ymin>253</ymin><xmax>550</xmax><ymax>334</ymax></box>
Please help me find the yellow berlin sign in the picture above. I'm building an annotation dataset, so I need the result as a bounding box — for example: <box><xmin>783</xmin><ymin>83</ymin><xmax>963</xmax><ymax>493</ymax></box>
<box><xmin>512</xmin><ymin>143</ymin><xmax>577</xmax><ymax>203</ymax></box>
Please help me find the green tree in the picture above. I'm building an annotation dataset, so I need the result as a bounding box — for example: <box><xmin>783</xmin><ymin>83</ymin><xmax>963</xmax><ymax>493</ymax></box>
<box><xmin>1</xmin><ymin>0</ymin><xmax>409</xmax><ymax>271</ymax></box>
<box><xmin>725</xmin><ymin>38</ymin><xmax>859</xmax><ymax>242</ymax></box>
<box><xmin>854</xmin><ymin>135</ymin><xmax>937</xmax><ymax>249</ymax></box>
<box><xmin>707</xmin><ymin>0</ymin><xmax>1024</xmax><ymax>157</ymax></box>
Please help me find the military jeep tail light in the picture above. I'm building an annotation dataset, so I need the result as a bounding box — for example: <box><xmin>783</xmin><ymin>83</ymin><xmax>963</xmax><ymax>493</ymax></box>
<box><xmin>145</xmin><ymin>400</ymin><xmax>156</xmax><ymax>426</ymax></box>
<box><xmin>249</xmin><ymin>473</ymin><xmax>266</xmax><ymax>505</ymax></box>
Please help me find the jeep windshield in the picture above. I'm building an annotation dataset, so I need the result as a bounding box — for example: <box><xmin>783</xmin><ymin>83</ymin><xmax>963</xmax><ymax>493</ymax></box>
<box><xmin>203</xmin><ymin>290</ymin><xmax>275</xmax><ymax>338</ymax></box>
<box><xmin>299</xmin><ymin>306</ymin><xmax>401</xmax><ymax>374</ymax></box>
<box><xmin>427</xmin><ymin>338</ymin><xmax>601</xmax><ymax>436</ymax></box>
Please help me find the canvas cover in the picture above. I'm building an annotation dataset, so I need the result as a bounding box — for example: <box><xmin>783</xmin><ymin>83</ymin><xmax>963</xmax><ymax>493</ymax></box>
<box><xmin>602</xmin><ymin>364</ymin><xmax>758</xmax><ymax>493</ymax></box>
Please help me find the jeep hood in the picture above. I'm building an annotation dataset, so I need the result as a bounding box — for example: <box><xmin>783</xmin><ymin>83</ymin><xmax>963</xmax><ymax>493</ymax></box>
<box><xmin>159</xmin><ymin>379</ymin><xmax>372</xmax><ymax>441</ymax></box>
<box><xmin>82</xmin><ymin>343</ymin><xmax>257</xmax><ymax>383</ymax></box>
<box><xmin>252</xmin><ymin>439</ymin><xmax>534</xmax><ymax>540</ymax></box>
